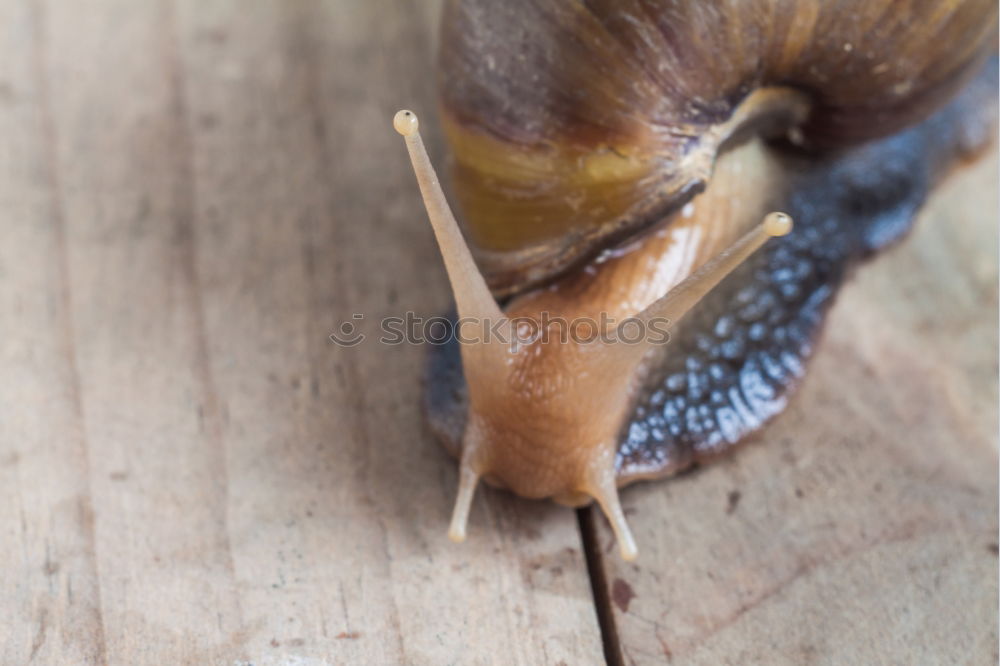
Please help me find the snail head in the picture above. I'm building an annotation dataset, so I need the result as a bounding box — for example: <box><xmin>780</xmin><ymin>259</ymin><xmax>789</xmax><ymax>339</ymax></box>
<box><xmin>393</xmin><ymin>109</ymin><xmax>791</xmax><ymax>560</ymax></box>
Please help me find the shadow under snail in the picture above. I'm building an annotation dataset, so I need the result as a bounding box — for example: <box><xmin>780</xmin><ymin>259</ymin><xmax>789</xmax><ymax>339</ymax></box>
<box><xmin>393</xmin><ymin>0</ymin><xmax>998</xmax><ymax>560</ymax></box>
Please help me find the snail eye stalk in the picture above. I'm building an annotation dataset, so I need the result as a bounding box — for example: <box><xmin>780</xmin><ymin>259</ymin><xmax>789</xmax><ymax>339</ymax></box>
<box><xmin>583</xmin><ymin>212</ymin><xmax>792</xmax><ymax>559</ymax></box>
<box><xmin>396</xmin><ymin>109</ymin><xmax>506</xmax><ymax>549</ymax></box>
<box><xmin>621</xmin><ymin>212</ymin><xmax>793</xmax><ymax>346</ymax></box>
<box><xmin>394</xmin><ymin>109</ymin><xmax>505</xmax><ymax>329</ymax></box>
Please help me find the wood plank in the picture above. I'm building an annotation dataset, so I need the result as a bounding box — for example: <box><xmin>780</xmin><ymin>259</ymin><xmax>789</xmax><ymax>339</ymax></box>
<box><xmin>0</xmin><ymin>1</ymin><xmax>107</xmax><ymax>662</ymax></box>
<box><xmin>2</xmin><ymin>1</ymin><xmax>603</xmax><ymax>663</ymax></box>
<box><xmin>17</xmin><ymin>1</ymin><xmax>247</xmax><ymax>662</ymax></box>
<box><xmin>591</xmin><ymin>152</ymin><xmax>999</xmax><ymax>665</ymax></box>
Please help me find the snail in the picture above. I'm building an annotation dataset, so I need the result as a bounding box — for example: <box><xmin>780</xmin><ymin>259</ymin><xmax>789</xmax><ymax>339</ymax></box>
<box><xmin>394</xmin><ymin>0</ymin><xmax>998</xmax><ymax>560</ymax></box>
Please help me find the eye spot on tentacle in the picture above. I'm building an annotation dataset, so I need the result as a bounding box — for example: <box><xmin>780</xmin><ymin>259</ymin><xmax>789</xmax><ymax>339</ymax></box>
<box><xmin>393</xmin><ymin>109</ymin><xmax>419</xmax><ymax>136</ymax></box>
<box><xmin>763</xmin><ymin>212</ymin><xmax>793</xmax><ymax>236</ymax></box>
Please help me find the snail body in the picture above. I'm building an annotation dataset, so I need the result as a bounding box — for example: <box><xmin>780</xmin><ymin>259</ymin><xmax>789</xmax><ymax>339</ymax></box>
<box><xmin>396</xmin><ymin>0</ymin><xmax>998</xmax><ymax>559</ymax></box>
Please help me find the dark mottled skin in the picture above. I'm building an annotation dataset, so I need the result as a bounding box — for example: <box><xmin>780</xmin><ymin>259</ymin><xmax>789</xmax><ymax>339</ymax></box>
<box><xmin>425</xmin><ymin>60</ymin><xmax>997</xmax><ymax>483</ymax></box>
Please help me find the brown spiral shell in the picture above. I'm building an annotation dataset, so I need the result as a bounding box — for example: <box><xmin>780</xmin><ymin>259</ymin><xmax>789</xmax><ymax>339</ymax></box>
<box><xmin>439</xmin><ymin>0</ymin><xmax>997</xmax><ymax>295</ymax></box>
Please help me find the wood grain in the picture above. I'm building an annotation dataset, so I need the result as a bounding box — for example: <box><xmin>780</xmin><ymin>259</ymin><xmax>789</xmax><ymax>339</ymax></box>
<box><xmin>0</xmin><ymin>1</ymin><xmax>602</xmax><ymax>664</ymax></box>
<box><xmin>590</xmin><ymin>151</ymin><xmax>999</xmax><ymax>665</ymax></box>
<box><xmin>1</xmin><ymin>1</ymin><xmax>996</xmax><ymax>664</ymax></box>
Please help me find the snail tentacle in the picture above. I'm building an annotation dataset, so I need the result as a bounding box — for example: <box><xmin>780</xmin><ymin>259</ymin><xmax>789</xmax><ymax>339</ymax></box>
<box><xmin>587</xmin><ymin>456</ymin><xmax>638</xmax><ymax>561</ymax></box>
<box><xmin>394</xmin><ymin>109</ymin><xmax>508</xmax><ymax>347</ymax></box>
<box><xmin>447</xmin><ymin>463</ymin><xmax>480</xmax><ymax>543</ymax></box>
<box><xmin>612</xmin><ymin>212</ymin><xmax>793</xmax><ymax>358</ymax></box>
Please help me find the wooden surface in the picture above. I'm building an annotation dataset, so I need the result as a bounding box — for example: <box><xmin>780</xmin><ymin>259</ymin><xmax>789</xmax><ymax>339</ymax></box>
<box><xmin>0</xmin><ymin>1</ymin><xmax>994</xmax><ymax>665</ymax></box>
<box><xmin>592</xmin><ymin>155</ymin><xmax>1000</xmax><ymax>665</ymax></box>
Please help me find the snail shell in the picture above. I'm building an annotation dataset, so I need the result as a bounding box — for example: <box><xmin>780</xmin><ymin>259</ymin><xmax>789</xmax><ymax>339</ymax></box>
<box><xmin>440</xmin><ymin>0</ymin><xmax>997</xmax><ymax>295</ymax></box>
<box><xmin>397</xmin><ymin>0</ymin><xmax>998</xmax><ymax>559</ymax></box>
